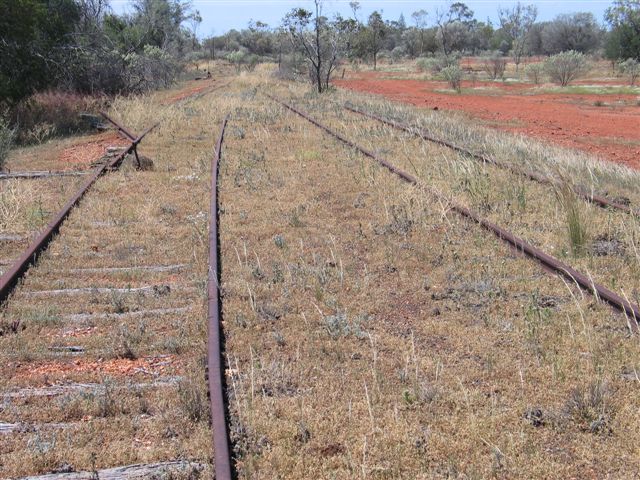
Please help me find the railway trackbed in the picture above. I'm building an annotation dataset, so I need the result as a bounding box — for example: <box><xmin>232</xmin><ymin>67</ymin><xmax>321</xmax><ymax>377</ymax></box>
<box><xmin>267</xmin><ymin>94</ymin><xmax>640</xmax><ymax>323</ymax></box>
<box><xmin>207</xmin><ymin>84</ymin><xmax>640</xmax><ymax>478</ymax></box>
<box><xmin>3</xmin><ymin>75</ymin><xmax>640</xmax><ymax>478</ymax></box>
<box><xmin>343</xmin><ymin>104</ymin><xmax>638</xmax><ymax>217</ymax></box>
<box><xmin>0</xmin><ymin>80</ymin><xmax>231</xmax><ymax>479</ymax></box>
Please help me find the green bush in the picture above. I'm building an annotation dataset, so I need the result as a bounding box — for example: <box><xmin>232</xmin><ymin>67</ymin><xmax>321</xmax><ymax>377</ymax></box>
<box><xmin>124</xmin><ymin>45</ymin><xmax>182</xmax><ymax>92</ymax></box>
<box><xmin>525</xmin><ymin>63</ymin><xmax>545</xmax><ymax>84</ymax></box>
<box><xmin>416</xmin><ymin>58</ymin><xmax>430</xmax><ymax>72</ymax></box>
<box><xmin>441</xmin><ymin>65</ymin><xmax>463</xmax><ymax>92</ymax></box>
<box><xmin>417</xmin><ymin>54</ymin><xmax>460</xmax><ymax>74</ymax></box>
<box><xmin>544</xmin><ymin>51</ymin><xmax>589</xmax><ymax>86</ymax></box>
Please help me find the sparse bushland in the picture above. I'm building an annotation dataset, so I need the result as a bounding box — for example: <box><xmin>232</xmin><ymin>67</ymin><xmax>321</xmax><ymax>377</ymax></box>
<box><xmin>544</xmin><ymin>51</ymin><xmax>590</xmax><ymax>86</ymax></box>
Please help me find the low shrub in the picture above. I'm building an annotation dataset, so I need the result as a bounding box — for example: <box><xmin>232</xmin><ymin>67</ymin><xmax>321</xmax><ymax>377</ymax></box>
<box><xmin>441</xmin><ymin>65</ymin><xmax>463</xmax><ymax>92</ymax></box>
<box><xmin>619</xmin><ymin>58</ymin><xmax>640</xmax><ymax>86</ymax></box>
<box><xmin>482</xmin><ymin>54</ymin><xmax>507</xmax><ymax>80</ymax></box>
<box><xmin>544</xmin><ymin>51</ymin><xmax>589</xmax><ymax>86</ymax></box>
<box><xmin>123</xmin><ymin>45</ymin><xmax>182</xmax><ymax>93</ymax></box>
<box><xmin>525</xmin><ymin>63</ymin><xmax>545</xmax><ymax>84</ymax></box>
<box><xmin>416</xmin><ymin>57</ymin><xmax>430</xmax><ymax>72</ymax></box>
<box><xmin>11</xmin><ymin>91</ymin><xmax>108</xmax><ymax>144</ymax></box>
<box><xmin>417</xmin><ymin>54</ymin><xmax>460</xmax><ymax>74</ymax></box>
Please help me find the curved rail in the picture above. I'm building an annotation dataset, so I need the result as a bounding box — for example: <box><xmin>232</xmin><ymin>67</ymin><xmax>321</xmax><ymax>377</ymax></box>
<box><xmin>207</xmin><ymin>115</ymin><xmax>234</xmax><ymax>480</ymax></box>
<box><xmin>0</xmin><ymin>123</ymin><xmax>157</xmax><ymax>304</ymax></box>
<box><xmin>267</xmin><ymin>94</ymin><xmax>640</xmax><ymax>326</ymax></box>
<box><xmin>344</xmin><ymin>104</ymin><xmax>637</xmax><ymax>217</ymax></box>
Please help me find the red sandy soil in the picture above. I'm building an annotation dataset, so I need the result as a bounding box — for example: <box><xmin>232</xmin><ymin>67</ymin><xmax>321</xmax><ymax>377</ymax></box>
<box><xmin>335</xmin><ymin>72</ymin><xmax>640</xmax><ymax>169</ymax></box>
<box><xmin>13</xmin><ymin>355</ymin><xmax>176</xmax><ymax>382</ymax></box>
<box><xmin>164</xmin><ymin>78</ymin><xmax>217</xmax><ymax>104</ymax></box>
<box><xmin>57</xmin><ymin>132</ymin><xmax>127</xmax><ymax>169</ymax></box>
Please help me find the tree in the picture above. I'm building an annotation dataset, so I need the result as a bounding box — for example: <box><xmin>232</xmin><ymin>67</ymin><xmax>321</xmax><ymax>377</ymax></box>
<box><xmin>435</xmin><ymin>2</ymin><xmax>475</xmax><ymax>56</ymax></box>
<box><xmin>283</xmin><ymin>0</ymin><xmax>343</xmax><ymax>93</ymax></box>
<box><xmin>498</xmin><ymin>2</ymin><xmax>538</xmax><ymax>72</ymax></box>
<box><xmin>411</xmin><ymin>9</ymin><xmax>429</xmax><ymax>56</ymax></box>
<box><xmin>605</xmin><ymin>0</ymin><xmax>640</xmax><ymax>60</ymax></box>
<box><xmin>366</xmin><ymin>11</ymin><xmax>387</xmax><ymax>70</ymax></box>
<box><xmin>541</xmin><ymin>13</ymin><xmax>602</xmax><ymax>54</ymax></box>
<box><xmin>0</xmin><ymin>0</ymin><xmax>80</xmax><ymax>102</ymax></box>
<box><xmin>203</xmin><ymin>34</ymin><xmax>216</xmax><ymax>59</ymax></box>
<box><xmin>130</xmin><ymin>0</ymin><xmax>198</xmax><ymax>55</ymax></box>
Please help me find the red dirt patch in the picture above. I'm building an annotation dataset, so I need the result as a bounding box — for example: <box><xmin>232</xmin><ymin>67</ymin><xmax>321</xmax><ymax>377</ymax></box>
<box><xmin>14</xmin><ymin>355</ymin><xmax>175</xmax><ymax>382</ymax></box>
<box><xmin>56</xmin><ymin>133</ymin><xmax>127</xmax><ymax>169</ymax></box>
<box><xmin>335</xmin><ymin>72</ymin><xmax>640</xmax><ymax>169</ymax></box>
<box><xmin>164</xmin><ymin>79</ymin><xmax>217</xmax><ymax>104</ymax></box>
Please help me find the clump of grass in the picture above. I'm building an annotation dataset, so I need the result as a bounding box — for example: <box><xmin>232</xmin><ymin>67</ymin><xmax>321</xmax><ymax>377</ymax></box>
<box><xmin>96</xmin><ymin>378</ymin><xmax>120</xmax><ymax>417</ymax></box>
<box><xmin>24</xmin><ymin>306</ymin><xmax>62</xmax><ymax>330</ymax></box>
<box><xmin>288</xmin><ymin>205</ymin><xmax>306</xmax><ymax>227</ymax></box>
<box><xmin>558</xmin><ymin>185</ymin><xmax>588</xmax><ymax>256</ymax></box>
<box><xmin>273</xmin><ymin>234</ymin><xmax>286</xmax><ymax>249</ymax></box>
<box><xmin>563</xmin><ymin>380</ymin><xmax>612</xmax><ymax>434</ymax></box>
<box><xmin>323</xmin><ymin>313</ymin><xmax>368</xmax><ymax>339</ymax></box>
<box><xmin>111</xmin><ymin>321</ymin><xmax>147</xmax><ymax>359</ymax></box>
<box><xmin>177</xmin><ymin>377</ymin><xmax>209</xmax><ymax>423</ymax></box>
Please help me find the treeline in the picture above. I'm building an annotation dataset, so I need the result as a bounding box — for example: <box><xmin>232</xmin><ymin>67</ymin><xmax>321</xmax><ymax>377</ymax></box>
<box><xmin>204</xmin><ymin>0</ymin><xmax>639</xmax><ymax>78</ymax></box>
<box><xmin>0</xmin><ymin>0</ymin><xmax>201</xmax><ymax>104</ymax></box>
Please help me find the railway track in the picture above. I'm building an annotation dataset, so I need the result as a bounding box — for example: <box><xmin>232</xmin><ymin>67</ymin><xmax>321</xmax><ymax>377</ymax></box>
<box><xmin>266</xmin><ymin>94</ymin><xmax>640</xmax><ymax>325</ymax></box>
<box><xmin>0</xmin><ymin>81</ymin><xmax>231</xmax><ymax>478</ymax></box>
<box><xmin>0</xmin><ymin>120</ymin><xmax>156</xmax><ymax>305</ymax></box>
<box><xmin>207</xmin><ymin>116</ymin><xmax>234</xmax><ymax>480</ymax></box>
<box><xmin>343</xmin><ymin>104</ymin><xmax>638</xmax><ymax>217</ymax></box>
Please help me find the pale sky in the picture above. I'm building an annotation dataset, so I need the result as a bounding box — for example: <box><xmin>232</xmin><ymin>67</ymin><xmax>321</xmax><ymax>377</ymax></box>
<box><xmin>110</xmin><ymin>0</ymin><xmax>613</xmax><ymax>37</ymax></box>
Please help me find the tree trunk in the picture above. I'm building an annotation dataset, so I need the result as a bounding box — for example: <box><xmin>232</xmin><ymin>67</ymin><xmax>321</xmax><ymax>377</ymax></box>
<box><xmin>315</xmin><ymin>0</ymin><xmax>322</xmax><ymax>93</ymax></box>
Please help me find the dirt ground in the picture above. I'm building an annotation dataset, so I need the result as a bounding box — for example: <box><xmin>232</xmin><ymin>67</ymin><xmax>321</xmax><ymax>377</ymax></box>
<box><xmin>334</xmin><ymin>72</ymin><xmax>640</xmax><ymax>169</ymax></box>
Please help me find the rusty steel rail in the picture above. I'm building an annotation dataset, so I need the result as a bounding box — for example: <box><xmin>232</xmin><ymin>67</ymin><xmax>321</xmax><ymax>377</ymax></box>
<box><xmin>344</xmin><ymin>104</ymin><xmax>637</xmax><ymax>217</ymax></box>
<box><xmin>0</xmin><ymin>124</ymin><xmax>157</xmax><ymax>305</ymax></box>
<box><xmin>100</xmin><ymin>113</ymin><xmax>159</xmax><ymax>168</ymax></box>
<box><xmin>267</xmin><ymin>94</ymin><xmax>640</xmax><ymax>325</ymax></box>
<box><xmin>208</xmin><ymin>115</ymin><xmax>234</xmax><ymax>480</ymax></box>
<box><xmin>100</xmin><ymin>112</ymin><xmax>137</xmax><ymax>141</ymax></box>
